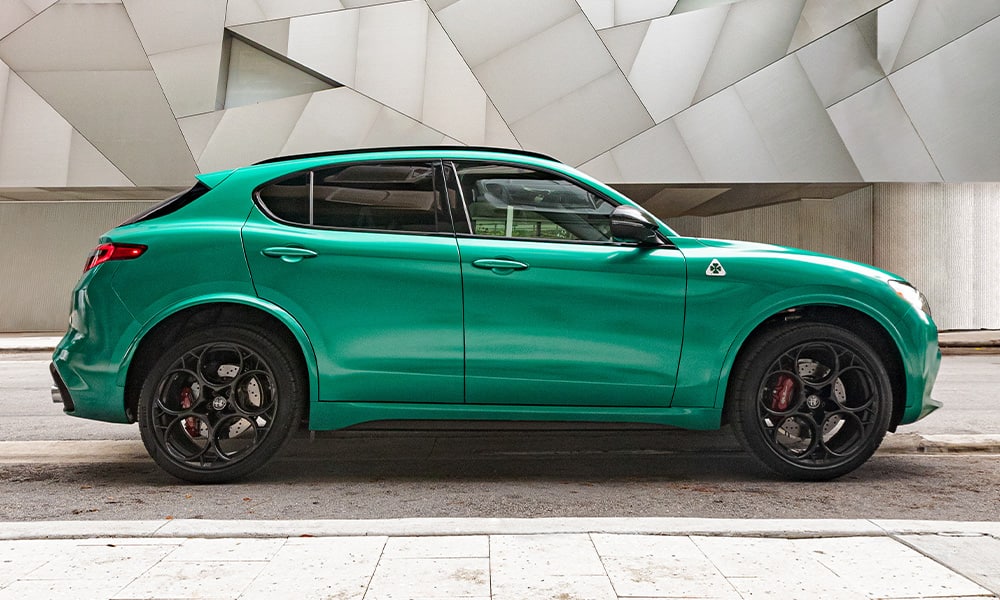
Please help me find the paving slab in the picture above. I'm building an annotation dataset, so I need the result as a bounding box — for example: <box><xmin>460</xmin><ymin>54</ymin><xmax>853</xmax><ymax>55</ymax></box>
<box><xmin>238</xmin><ymin>536</ymin><xmax>384</xmax><ymax>600</ymax></box>
<box><xmin>900</xmin><ymin>533</ymin><xmax>1000</xmax><ymax>596</ymax></box>
<box><xmin>798</xmin><ymin>536</ymin><xmax>992</xmax><ymax>598</ymax></box>
<box><xmin>0</xmin><ymin>521</ymin><xmax>998</xmax><ymax>600</ymax></box>
<box><xmin>592</xmin><ymin>534</ymin><xmax>741</xmax><ymax>599</ymax></box>
<box><xmin>366</xmin><ymin>556</ymin><xmax>490</xmax><ymax>599</ymax></box>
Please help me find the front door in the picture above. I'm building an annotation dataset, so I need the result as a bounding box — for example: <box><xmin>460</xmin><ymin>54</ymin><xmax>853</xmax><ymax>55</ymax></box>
<box><xmin>448</xmin><ymin>161</ymin><xmax>687</xmax><ymax>407</ymax></box>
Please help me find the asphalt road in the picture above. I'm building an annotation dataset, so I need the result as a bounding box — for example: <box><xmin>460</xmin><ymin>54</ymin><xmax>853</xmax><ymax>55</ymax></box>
<box><xmin>1</xmin><ymin>352</ymin><xmax>998</xmax><ymax>522</ymax></box>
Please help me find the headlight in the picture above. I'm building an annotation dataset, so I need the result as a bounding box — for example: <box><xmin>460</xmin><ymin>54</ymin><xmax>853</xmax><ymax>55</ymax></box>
<box><xmin>888</xmin><ymin>280</ymin><xmax>931</xmax><ymax>317</ymax></box>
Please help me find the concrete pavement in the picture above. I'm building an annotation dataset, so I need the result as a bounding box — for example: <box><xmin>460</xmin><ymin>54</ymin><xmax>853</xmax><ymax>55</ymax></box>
<box><xmin>0</xmin><ymin>518</ymin><xmax>998</xmax><ymax>599</ymax></box>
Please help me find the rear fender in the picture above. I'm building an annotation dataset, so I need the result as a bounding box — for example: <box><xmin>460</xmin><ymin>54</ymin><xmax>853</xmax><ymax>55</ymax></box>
<box><xmin>116</xmin><ymin>294</ymin><xmax>318</xmax><ymax>406</ymax></box>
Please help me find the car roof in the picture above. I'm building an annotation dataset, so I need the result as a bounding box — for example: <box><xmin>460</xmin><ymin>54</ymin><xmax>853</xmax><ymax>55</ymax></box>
<box><xmin>252</xmin><ymin>146</ymin><xmax>558</xmax><ymax>166</ymax></box>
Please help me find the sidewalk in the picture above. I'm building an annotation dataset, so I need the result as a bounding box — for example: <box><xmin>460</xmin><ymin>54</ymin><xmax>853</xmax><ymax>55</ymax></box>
<box><xmin>0</xmin><ymin>518</ymin><xmax>997</xmax><ymax>599</ymax></box>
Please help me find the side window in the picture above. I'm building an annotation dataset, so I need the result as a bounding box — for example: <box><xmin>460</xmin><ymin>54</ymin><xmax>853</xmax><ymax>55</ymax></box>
<box><xmin>453</xmin><ymin>162</ymin><xmax>614</xmax><ymax>242</ymax></box>
<box><xmin>257</xmin><ymin>162</ymin><xmax>452</xmax><ymax>234</ymax></box>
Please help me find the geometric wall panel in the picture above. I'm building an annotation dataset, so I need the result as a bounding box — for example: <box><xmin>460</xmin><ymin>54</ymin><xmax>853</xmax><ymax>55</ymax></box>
<box><xmin>788</xmin><ymin>0</ymin><xmax>889</xmax><ymax>52</ymax></box>
<box><xmin>436</xmin><ymin>0</ymin><xmax>652</xmax><ymax>164</ymax></box>
<box><xmin>225</xmin><ymin>0</ymin><xmax>399</xmax><ymax>27</ymax></box>
<box><xmin>577</xmin><ymin>0</ymin><xmax>679</xmax><ymax>29</ymax></box>
<box><xmin>190</xmin><ymin>87</ymin><xmax>450</xmax><ymax>173</ymax></box>
<box><xmin>0</xmin><ymin>60</ymin><xmax>132</xmax><ymax>186</ymax></box>
<box><xmin>231</xmin><ymin>0</ymin><xmax>518</xmax><ymax>147</ymax></box>
<box><xmin>0</xmin><ymin>1</ymin><xmax>197</xmax><ymax>185</ymax></box>
<box><xmin>577</xmin><ymin>2</ymin><xmax>1000</xmax><ymax>184</ymax></box>
<box><xmin>0</xmin><ymin>0</ymin><xmax>999</xmax><ymax>185</ymax></box>
<box><xmin>188</xmin><ymin>92</ymin><xmax>314</xmax><ymax>173</ymax></box>
<box><xmin>889</xmin><ymin>14</ymin><xmax>1000</xmax><ymax>181</ymax></box>
<box><xmin>222</xmin><ymin>36</ymin><xmax>337</xmax><ymax>109</ymax></box>
<box><xmin>827</xmin><ymin>80</ymin><xmax>942</xmax><ymax>182</ymax></box>
<box><xmin>123</xmin><ymin>0</ymin><xmax>227</xmax><ymax>118</ymax></box>
<box><xmin>796</xmin><ymin>13</ymin><xmax>884</xmax><ymax>108</ymax></box>
<box><xmin>883</xmin><ymin>0</ymin><xmax>1000</xmax><ymax>73</ymax></box>
<box><xmin>22</xmin><ymin>69</ymin><xmax>198</xmax><ymax>185</ymax></box>
<box><xmin>604</xmin><ymin>6</ymin><xmax>728</xmax><ymax>123</ymax></box>
<box><xmin>691</xmin><ymin>0</ymin><xmax>806</xmax><ymax>103</ymax></box>
<box><xmin>579</xmin><ymin>120</ymin><xmax>703</xmax><ymax>184</ymax></box>
<box><xmin>0</xmin><ymin>0</ymin><xmax>57</xmax><ymax>40</ymax></box>
<box><xmin>733</xmin><ymin>56</ymin><xmax>861</xmax><ymax>182</ymax></box>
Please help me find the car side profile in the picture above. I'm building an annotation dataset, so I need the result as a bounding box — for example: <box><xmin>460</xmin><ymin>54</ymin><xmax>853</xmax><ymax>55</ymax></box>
<box><xmin>50</xmin><ymin>147</ymin><xmax>940</xmax><ymax>483</ymax></box>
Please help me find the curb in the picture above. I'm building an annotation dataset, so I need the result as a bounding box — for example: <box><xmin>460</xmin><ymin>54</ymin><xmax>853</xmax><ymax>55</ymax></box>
<box><xmin>880</xmin><ymin>433</ymin><xmax>1000</xmax><ymax>454</ymax></box>
<box><xmin>0</xmin><ymin>517</ymin><xmax>998</xmax><ymax>541</ymax></box>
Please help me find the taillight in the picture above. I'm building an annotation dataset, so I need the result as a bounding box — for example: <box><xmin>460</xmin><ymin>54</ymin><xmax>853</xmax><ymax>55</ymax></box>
<box><xmin>84</xmin><ymin>243</ymin><xmax>147</xmax><ymax>272</ymax></box>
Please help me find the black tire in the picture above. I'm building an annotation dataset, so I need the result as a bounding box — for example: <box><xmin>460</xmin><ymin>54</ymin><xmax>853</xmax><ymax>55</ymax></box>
<box><xmin>137</xmin><ymin>324</ymin><xmax>304</xmax><ymax>483</ymax></box>
<box><xmin>726</xmin><ymin>322</ymin><xmax>892</xmax><ymax>481</ymax></box>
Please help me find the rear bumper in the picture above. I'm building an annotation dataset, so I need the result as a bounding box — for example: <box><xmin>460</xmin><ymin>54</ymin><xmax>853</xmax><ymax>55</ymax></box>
<box><xmin>49</xmin><ymin>362</ymin><xmax>75</xmax><ymax>413</ymax></box>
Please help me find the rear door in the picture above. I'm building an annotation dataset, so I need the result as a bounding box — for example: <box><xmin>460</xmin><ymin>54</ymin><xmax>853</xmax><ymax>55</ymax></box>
<box><xmin>243</xmin><ymin>161</ymin><xmax>464</xmax><ymax>404</ymax></box>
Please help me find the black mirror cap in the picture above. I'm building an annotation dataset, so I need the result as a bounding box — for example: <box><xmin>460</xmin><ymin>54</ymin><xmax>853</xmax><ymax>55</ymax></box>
<box><xmin>611</xmin><ymin>205</ymin><xmax>662</xmax><ymax>246</ymax></box>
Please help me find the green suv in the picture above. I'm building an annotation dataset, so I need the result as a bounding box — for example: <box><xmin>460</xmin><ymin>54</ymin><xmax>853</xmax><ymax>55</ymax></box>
<box><xmin>50</xmin><ymin>147</ymin><xmax>940</xmax><ymax>483</ymax></box>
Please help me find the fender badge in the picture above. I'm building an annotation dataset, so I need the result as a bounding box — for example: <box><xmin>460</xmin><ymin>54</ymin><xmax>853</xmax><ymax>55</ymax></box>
<box><xmin>706</xmin><ymin>259</ymin><xmax>726</xmax><ymax>277</ymax></box>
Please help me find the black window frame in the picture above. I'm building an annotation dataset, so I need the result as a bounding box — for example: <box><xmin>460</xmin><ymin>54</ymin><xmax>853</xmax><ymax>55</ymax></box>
<box><xmin>446</xmin><ymin>159</ymin><xmax>670</xmax><ymax>247</ymax></box>
<box><xmin>253</xmin><ymin>159</ymin><xmax>460</xmax><ymax>237</ymax></box>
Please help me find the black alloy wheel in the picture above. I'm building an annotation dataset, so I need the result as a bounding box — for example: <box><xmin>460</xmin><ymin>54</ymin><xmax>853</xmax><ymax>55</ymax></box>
<box><xmin>138</xmin><ymin>325</ymin><xmax>303</xmax><ymax>483</ymax></box>
<box><xmin>727</xmin><ymin>322</ymin><xmax>893</xmax><ymax>480</ymax></box>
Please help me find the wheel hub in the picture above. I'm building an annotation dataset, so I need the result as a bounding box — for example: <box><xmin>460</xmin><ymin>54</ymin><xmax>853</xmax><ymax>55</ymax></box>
<box><xmin>149</xmin><ymin>342</ymin><xmax>278</xmax><ymax>471</ymax></box>
<box><xmin>756</xmin><ymin>341</ymin><xmax>881</xmax><ymax>469</ymax></box>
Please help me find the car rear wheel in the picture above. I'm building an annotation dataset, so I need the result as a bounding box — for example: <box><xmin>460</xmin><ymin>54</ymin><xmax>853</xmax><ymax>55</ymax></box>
<box><xmin>137</xmin><ymin>325</ymin><xmax>304</xmax><ymax>483</ymax></box>
<box><xmin>727</xmin><ymin>322</ymin><xmax>892</xmax><ymax>480</ymax></box>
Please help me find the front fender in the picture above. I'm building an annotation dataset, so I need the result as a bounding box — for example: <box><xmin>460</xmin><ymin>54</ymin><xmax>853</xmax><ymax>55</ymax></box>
<box><xmin>709</xmin><ymin>291</ymin><xmax>904</xmax><ymax>410</ymax></box>
<box><xmin>671</xmin><ymin>281</ymin><xmax>907</xmax><ymax>414</ymax></box>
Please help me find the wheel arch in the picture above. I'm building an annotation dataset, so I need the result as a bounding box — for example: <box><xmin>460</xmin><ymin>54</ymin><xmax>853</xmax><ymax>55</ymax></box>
<box><xmin>716</xmin><ymin>303</ymin><xmax>907</xmax><ymax>431</ymax></box>
<box><xmin>120</xmin><ymin>297</ymin><xmax>317</xmax><ymax>422</ymax></box>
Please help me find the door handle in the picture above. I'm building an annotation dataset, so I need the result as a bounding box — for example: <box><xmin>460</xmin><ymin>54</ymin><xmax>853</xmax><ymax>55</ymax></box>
<box><xmin>261</xmin><ymin>246</ymin><xmax>318</xmax><ymax>263</ymax></box>
<box><xmin>471</xmin><ymin>258</ymin><xmax>529</xmax><ymax>274</ymax></box>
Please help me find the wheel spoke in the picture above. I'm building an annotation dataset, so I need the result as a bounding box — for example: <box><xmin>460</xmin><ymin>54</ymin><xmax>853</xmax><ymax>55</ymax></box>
<box><xmin>149</xmin><ymin>340</ymin><xmax>280</xmax><ymax>471</ymax></box>
<box><xmin>755</xmin><ymin>338</ymin><xmax>881</xmax><ymax>469</ymax></box>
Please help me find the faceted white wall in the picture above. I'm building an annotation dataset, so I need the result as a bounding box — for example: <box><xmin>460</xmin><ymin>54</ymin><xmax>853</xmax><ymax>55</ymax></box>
<box><xmin>0</xmin><ymin>0</ymin><xmax>999</xmax><ymax>184</ymax></box>
<box><xmin>1</xmin><ymin>0</ymin><xmax>1000</xmax><ymax>330</ymax></box>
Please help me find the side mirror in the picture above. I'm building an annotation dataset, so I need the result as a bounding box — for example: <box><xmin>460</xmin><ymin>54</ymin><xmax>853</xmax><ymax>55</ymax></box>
<box><xmin>610</xmin><ymin>205</ymin><xmax>661</xmax><ymax>246</ymax></box>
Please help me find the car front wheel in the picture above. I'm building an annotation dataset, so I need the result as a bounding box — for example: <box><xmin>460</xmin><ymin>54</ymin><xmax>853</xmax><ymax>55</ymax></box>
<box><xmin>727</xmin><ymin>322</ymin><xmax>893</xmax><ymax>480</ymax></box>
<box><xmin>137</xmin><ymin>325</ymin><xmax>304</xmax><ymax>483</ymax></box>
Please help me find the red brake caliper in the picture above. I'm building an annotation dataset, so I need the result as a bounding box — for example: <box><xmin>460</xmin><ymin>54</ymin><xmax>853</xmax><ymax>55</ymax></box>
<box><xmin>180</xmin><ymin>387</ymin><xmax>199</xmax><ymax>437</ymax></box>
<box><xmin>771</xmin><ymin>375</ymin><xmax>795</xmax><ymax>411</ymax></box>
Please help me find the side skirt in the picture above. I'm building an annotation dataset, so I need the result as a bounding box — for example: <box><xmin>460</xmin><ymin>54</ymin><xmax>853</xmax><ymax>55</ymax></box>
<box><xmin>308</xmin><ymin>402</ymin><xmax>722</xmax><ymax>431</ymax></box>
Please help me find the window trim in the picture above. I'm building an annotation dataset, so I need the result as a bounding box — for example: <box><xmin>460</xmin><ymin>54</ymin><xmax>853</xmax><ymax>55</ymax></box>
<box><xmin>445</xmin><ymin>159</ymin><xmax>674</xmax><ymax>248</ymax></box>
<box><xmin>252</xmin><ymin>159</ymin><xmax>460</xmax><ymax>237</ymax></box>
